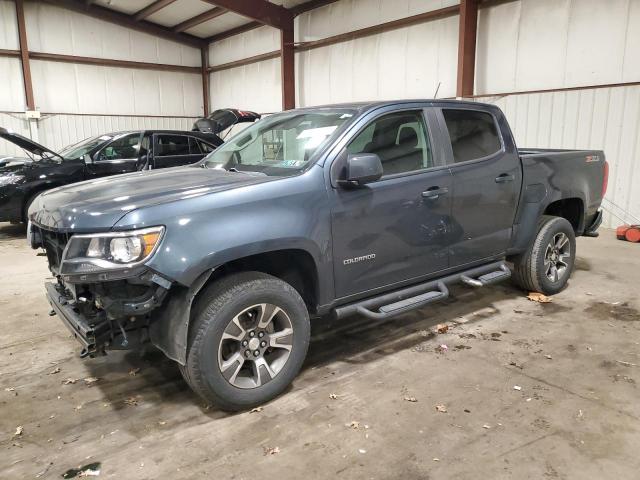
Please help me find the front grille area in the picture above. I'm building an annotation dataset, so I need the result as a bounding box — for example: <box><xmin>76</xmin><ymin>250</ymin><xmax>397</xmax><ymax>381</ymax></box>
<box><xmin>34</xmin><ymin>226</ymin><xmax>70</xmax><ymax>274</ymax></box>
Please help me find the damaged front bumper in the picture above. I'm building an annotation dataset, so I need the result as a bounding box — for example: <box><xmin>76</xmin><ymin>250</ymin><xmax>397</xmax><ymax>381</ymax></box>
<box><xmin>45</xmin><ymin>270</ymin><xmax>170</xmax><ymax>358</ymax></box>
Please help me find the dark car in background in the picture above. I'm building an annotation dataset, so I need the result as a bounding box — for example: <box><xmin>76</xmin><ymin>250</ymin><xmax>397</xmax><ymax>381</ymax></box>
<box><xmin>0</xmin><ymin>128</ymin><xmax>221</xmax><ymax>223</ymax></box>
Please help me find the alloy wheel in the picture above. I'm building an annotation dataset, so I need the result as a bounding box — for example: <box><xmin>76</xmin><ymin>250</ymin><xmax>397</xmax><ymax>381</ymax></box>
<box><xmin>544</xmin><ymin>232</ymin><xmax>571</xmax><ymax>283</ymax></box>
<box><xmin>217</xmin><ymin>303</ymin><xmax>294</xmax><ymax>389</ymax></box>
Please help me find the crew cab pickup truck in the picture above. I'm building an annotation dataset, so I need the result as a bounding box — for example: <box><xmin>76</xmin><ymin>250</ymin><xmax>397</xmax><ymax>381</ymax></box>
<box><xmin>28</xmin><ymin>100</ymin><xmax>607</xmax><ymax>411</ymax></box>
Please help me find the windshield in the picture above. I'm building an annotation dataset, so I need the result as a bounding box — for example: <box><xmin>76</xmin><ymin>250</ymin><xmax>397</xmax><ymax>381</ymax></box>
<box><xmin>58</xmin><ymin>134</ymin><xmax>115</xmax><ymax>160</ymax></box>
<box><xmin>201</xmin><ymin>109</ymin><xmax>356</xmax><ymax>176</ymax></box>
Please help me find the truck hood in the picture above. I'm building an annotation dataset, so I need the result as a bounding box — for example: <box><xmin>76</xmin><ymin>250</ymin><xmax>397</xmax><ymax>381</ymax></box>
<box><xmin>30</xmin><ymin>166</ymin><xmax>273</xmax><ymax>231</ymax></box>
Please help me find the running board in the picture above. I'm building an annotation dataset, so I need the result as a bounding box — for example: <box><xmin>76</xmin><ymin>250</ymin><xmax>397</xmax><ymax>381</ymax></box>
<box><xmin>334</xmin><ymin>261</ymin><xmax>510</xmax><ymax>321</ymax></box>
<box><xmin>460</xmin><ymin>264</ymin><xmax>511</xmax><ymax>287</ymax></box>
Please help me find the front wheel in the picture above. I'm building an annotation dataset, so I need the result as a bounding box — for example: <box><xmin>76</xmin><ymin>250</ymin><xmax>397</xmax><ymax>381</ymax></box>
<box><xmin>511</xmin><ymin>215</ymin><xmax>576</xmax><ymax>295</ymax></box>
<box><xmin>181</xmin><ymin>272</ymin><xmax>310</xmax><ymax>411</ymax></box>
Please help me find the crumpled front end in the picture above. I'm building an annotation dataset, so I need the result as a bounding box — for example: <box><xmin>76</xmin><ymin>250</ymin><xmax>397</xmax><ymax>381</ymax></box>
<box><xmin>32</xmin><ymin>222</ymin><xmax>174</xmax><ymax>358</ymax></box>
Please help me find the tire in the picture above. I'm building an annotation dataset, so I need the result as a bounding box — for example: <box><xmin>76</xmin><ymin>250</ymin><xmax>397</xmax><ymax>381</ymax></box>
<box><xmin>511</xmin><ymin>215</ymin><xmax>576</xmax><ymax>295</ymax></box>
<box><xmin>181</xmin><ymin>272</ymin><xmax>310</xmax><ymax>411</ymax></box>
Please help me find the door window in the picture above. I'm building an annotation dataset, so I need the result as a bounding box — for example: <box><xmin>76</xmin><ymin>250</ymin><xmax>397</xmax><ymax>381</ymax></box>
<box><xmin>347</xmin><ymin>111</ymin><xmax>432</xmax><ymax>177</ymax></box>
<box><xmin>155</xmin><ymin>135</ymin><xmax>190</xmax><ymax>156</ymax></box>
<box><xmin>442</xmin><ymin>109</ymin><xmax>502</xmax><ymax>163</ymax></box>
<box><xmin>191</xmin><ymin>138</ymin><xmax>215</xmax><ymax>154</ymax></box>
<box><xmin>95</xmin><ymin>134</ymin><xmax>140</xmax><ymax>161</ymax></box>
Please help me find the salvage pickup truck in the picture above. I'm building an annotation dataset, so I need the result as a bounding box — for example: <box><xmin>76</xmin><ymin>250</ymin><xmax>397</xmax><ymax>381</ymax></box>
<box><xmin>28</xmin><ymin>100</ymin><xmax>607</xmax><ymax>411</ymax></box>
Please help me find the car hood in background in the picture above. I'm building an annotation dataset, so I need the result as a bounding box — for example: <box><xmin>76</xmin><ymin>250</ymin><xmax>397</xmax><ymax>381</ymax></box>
<box><xmin>192</xmin><ymin>109</ymin><xmax>261</xmax><ymax>134</ymax></box>
<box><xmin>30</xmin><ymin>166</ymin><xmax>274</xmax><ymax>231</ymax></box>
<box><xmin>0</xmin><ymin>127</ymin><xmax>64</xmax><ymax>162</ymax></box>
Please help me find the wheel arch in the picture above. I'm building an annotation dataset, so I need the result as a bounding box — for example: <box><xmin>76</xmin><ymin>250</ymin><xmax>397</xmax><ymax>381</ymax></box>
<box><xmin>149</xmin><ymin>247</ymin><xmax>321</xmax><ymax>366</ymax></box>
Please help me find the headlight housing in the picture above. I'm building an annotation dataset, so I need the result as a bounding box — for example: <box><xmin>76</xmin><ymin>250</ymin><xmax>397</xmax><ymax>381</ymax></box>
<box><xmin>61</xmin><ymin>226</ymin><xmax>164</xmax><ymax>274</ymax></box>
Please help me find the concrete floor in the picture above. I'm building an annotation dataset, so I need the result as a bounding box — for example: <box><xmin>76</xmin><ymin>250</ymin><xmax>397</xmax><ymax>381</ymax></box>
<box><xmin>1</xmin><ymin>222</ymin><xmax>639</xmax><ymax>479</ymax></box>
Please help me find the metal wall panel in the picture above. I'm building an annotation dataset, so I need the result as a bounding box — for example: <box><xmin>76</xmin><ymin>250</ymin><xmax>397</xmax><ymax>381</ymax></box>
<box><xmin>296</xmin><ymin>13</ymin><xmax>458</xmax><ymax>106</ymax></box>
<box><xmin>0</xmin><ymin>112</ymin><xmax>31</xmax><ymax>157</ymax></box>
<box><xmin>479</xmin><ymin>85</ymin><xmax>640</xmax><ymax>227</ymax></box>
<box><xmin>29</xmin><ymin>60</ymin><xmax>203</xmax><ymax>117</ymax></box>
<box><xmin>0</xmin><ymin>0</ymin><xmax>19</xmax><ymax>50</ymax></box>
<box><xmin>24</xmin><ymin>2</ymin><xmax>200</xmax><ymax>67</ymax></box>
<box><xmin>0</xmin><ymin>57</ymin><xmax>25</xmax><ymax>111</ymax></box>
<box><xmin>209</xmin><ymin>25</ymin><xmax>281</xmax><ymax>66</ymax></box>
<box><xmin>476</xmin><ymin>0</ymin><xmax>640</xmax><ymax>95</ymax></box>
<box><xmin>210</xmin><ymin>57</ymin><xmax>282</xmax><ymax>113</ymax></box>
<box><xmin>295</xmin><ymin>0</ymin><xmax>459</xmax><ymax>42</ymax></box>
<box><xmin>37</xmin><ymin>114</ymin><xmax>198</xmax><ymax>152</ymax></box>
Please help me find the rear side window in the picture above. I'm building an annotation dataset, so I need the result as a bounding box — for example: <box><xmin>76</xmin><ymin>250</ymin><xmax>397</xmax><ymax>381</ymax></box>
<box><xmin>156</xmin><ymin>135</ymin><xmax>190</xmax><ymax>156</ymax></box>
<box><xmin>442</xmin><ymin>109</ymin><xmax>501</xmax><ymax>163</ymax></box>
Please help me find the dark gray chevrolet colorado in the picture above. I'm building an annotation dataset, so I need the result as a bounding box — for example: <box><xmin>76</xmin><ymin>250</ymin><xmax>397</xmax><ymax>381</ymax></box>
<box><xmin>28</xmin><ymin>100</ymin><xmax>607</xmax><ymax>410</ymax></box>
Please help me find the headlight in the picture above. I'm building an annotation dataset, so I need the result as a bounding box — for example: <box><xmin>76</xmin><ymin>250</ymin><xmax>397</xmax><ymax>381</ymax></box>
<box><xmin>0</xmin><ymin>174</ymin><xmax>24</xmax><ymax>186</ymax></box>
<box><xmin>61</xmin><ymin>226</ymin><xmax>164</xmax><ymax>274</ymax></box>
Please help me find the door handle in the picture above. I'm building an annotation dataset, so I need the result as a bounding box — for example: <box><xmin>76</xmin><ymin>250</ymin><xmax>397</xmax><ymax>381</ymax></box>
<box><xmin>495</xmin><ymin>173</ymin><xmax>515</xmax><ymax>183</ymax></box>
<box><xmin>422</xmin><ymin>186</ymin><xmax>449</xmax><ymax>199</ymax></box>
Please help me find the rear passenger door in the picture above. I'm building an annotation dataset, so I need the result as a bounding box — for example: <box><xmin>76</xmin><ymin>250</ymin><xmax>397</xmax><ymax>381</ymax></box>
<box><xmin>438</xmin><ymin>107</ymin><xmax>521</xmax><ymax>266</ymax></box>
<box><xmin>151</xmin><ymin>134</ymin><xmax>207</xmax><ymax>169</ymax></box>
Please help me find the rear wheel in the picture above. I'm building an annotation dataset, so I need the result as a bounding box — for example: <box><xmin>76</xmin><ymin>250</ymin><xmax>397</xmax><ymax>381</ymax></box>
<box><xmin>511</xmin><ymin>215</ymin><xmax>576</xmax><ymax>295</ymax></box>
<box><xmin>181</xmin><ymin>272</ymin><xmax>310</xmax><ymax>411</ymax></box>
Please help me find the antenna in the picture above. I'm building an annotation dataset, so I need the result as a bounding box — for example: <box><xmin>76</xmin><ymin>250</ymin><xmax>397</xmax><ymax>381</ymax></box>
<box><xmin>433</xmin><ymin>82</ymin><xmax>441</xmax><ymax>99</ymax></box>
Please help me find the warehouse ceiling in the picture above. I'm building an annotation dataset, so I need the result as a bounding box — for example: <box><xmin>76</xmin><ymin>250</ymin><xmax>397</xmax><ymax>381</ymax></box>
<box><xmin>90</xmin><ymin>0</ymin><xmax>312</xmax><ymax>41</ymax></box>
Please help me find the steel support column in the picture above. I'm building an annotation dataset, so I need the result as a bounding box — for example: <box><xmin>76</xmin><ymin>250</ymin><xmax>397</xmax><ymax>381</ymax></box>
<box><xmin>456</xmin><ymin>0</ymin><xmax>478</xmax><ymax>98</ymax></box>
<box><xmin>15</xmin><ymin>0</ymin><xmax>35</xmax><ymax>111</ymax></box>
<box><xmin>281</xmin><ymin>25</ymin><xmax>295</xmax><ymax>110</ymax></box>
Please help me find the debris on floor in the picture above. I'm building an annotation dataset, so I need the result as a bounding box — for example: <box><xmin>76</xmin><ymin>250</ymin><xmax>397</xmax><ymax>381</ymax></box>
<box><xmin>403</xmin><ymin>396</ymin><xmax>418</xmax><ymax>402</ymax></box>
<box><xmin>436</xmin><ymin>323</ymin><xmax>449</xmax><ymax>334</ymax></box>
<box><xmin>48</xmin><ymin>367</ymin><xmax>61</xmax><ymax>375</ymax></box>
<box><xmin>12</xmin><ymin>425</ymin><xmax>23</xmax><ymax>438</ymax></box>
<box><xmin>435</xmin><ymin>344</ymin><xmax>448</xmax><ymax>354</ymax></box>
<box><xmin>527</xmin><ymin>292</ymin><xmax>552</xmax><ymax>303</ymax></box>
<box><xmin>250</xmin><ymin>406</ymin><xmax>263</xmax><ymax>413</ymax></box>
<box><xmin>83</xmin><ymin>377</ymin><xmax>99</xmax><ymax>386</ymax></box>
<box><xmin>329</xmin><ymin>393</ymin><xmax>338</xmax><ymax>400</ymax></box>
<box><xmin>62</xmin><ymin>462</ymin><xmax>101</xmax><ymax>478</ymax></box>
<box><xmin>128</xmin><ymin>368</ymin><xmax>141</xmax><ymax>376</ymax></box>
<box><xmin>263</xmin><ymin>446</ymin><xmax>280</xmax><ymax>456</ymax></box>
<box><xmin>435</xmin><ymin>404</ymin><xmax>447</xmax><ymax>413</ymax></box>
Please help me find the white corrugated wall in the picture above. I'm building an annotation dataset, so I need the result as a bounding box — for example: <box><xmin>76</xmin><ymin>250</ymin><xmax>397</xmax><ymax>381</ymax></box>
<box><xmin>0</xmin><ymin>0</ymin><xmax>203</xmax><ymax>158</ymax></box>
<box><xmin>479</xmin><ymin>86</ymin><xmax>640</xmax><ymax>228</ymax></box>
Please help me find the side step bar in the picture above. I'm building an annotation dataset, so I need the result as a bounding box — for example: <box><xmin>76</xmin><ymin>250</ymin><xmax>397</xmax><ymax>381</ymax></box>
<box><xmin>335</xmin><ymin>261</ymin><xmax>511</xmax><ymax>321</ymax></box>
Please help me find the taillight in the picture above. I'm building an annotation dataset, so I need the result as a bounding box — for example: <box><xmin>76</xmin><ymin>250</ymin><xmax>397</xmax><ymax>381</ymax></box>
<box><xmin>602</xmin><ymin>160</ymin><xmax>609</xmax><ymax>197</ymax></box>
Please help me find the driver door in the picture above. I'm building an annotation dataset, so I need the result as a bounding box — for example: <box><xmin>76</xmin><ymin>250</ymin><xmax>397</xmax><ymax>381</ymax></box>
<box><xmin>84</xmin><ymin>133</ymin><xmax>142</xmax><ymax>179</ymax></box>
<box><xmin>329</xmin><ymin>108</ymin><xmax>453</xmax><ymax>299</ymax></box>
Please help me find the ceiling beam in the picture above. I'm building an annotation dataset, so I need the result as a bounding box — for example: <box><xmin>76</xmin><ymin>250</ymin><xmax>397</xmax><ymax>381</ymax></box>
<box><xmin>205</xmin><ymin>0</ymin><xmax>339</xmax><ymax>45</ymax></box>
<box><xmin>290</xmin><ymin>0</ymin><xmax>339</xmax><ymax>15</ymax></box>
<box><xmin>43</xmin><ymin>0</ymin><xmax>206</xmax><ymax>48</ymax></box>
<box><xmin>133</xmin><ymin>0</ymin><xmax>178</xmax><ymax>21</ymax></box>
<box><xmin>200</xmin><ymin>0</ymin><xmax>293</xmax><ymax>30</ymax></box>
<box><xmin>173</xmin><ymin>7</ymin><xmax>227</xmax><ymax>33</ymax></box>
<box><xmin>207</xmin><ymin>21</ymin><xmax>262</xmax><ymax>43</ymax></box>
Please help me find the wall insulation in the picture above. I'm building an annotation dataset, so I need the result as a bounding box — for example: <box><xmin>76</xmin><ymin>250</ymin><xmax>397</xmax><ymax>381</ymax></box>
<box><xmin>0</xmin><ymin>0</ymin><xmax>203</xmax><ymax>158</ymax></box>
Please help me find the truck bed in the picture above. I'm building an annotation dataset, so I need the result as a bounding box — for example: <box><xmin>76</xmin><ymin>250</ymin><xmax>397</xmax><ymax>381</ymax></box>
<box><xmin>517</xmin><ymin>147</ymin><xmax>606</xmax><ymax>236</ymax></box>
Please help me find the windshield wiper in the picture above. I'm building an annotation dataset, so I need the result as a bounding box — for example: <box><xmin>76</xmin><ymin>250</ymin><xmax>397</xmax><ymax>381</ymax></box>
<box><xmin>228</xmin><ymin>167</ymin><xmax>267</xmax><ymax>176</ymax></box>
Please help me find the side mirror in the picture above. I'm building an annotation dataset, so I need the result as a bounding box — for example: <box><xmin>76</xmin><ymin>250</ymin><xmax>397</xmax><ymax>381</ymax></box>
<box><xmin>344</xmin><ymin>153</ymin><xmax>383</xmax><ymax>186</ymax></box>
<box><xmin>83</xmin><ymin>154</ymin><xmax>92</xmax><ymax>164</ymax></box>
